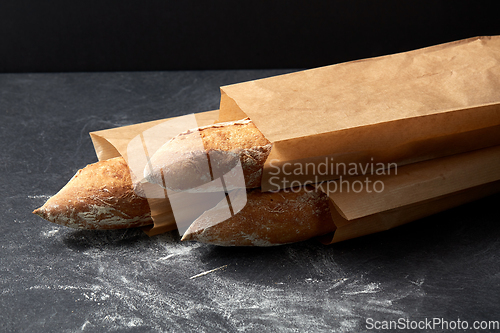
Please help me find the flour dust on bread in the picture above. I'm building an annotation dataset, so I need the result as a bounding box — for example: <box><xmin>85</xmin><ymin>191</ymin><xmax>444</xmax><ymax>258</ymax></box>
<box><xmin>144</xmin><ymin>118</ymin><xmax>272</xmax><ymax>192</ymax></box>
<box><xmin>33</xmin><ymin>157</ymin><xmax>153</xmax><ymax>229</ymax></box>
<box><xmin>181</xmin><ymin>186</ymin><xmax>336</xmax><ymax>246</ymax></box>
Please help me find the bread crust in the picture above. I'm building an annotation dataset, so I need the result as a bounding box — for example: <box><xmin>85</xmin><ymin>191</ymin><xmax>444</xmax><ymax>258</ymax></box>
<box><xmin>33</xmin><ymin>157</ymin><xmax>153</xmax><ymax>229</ymax></box>
<box><xmin>181</xmin><ymin>186</ymin><xmax>336</xmax><ymax>246</ymax></box>
<box><xmin>144</xmin><ymin>118</ymin><xmax>272</xmax><ymax>192</ymax></box>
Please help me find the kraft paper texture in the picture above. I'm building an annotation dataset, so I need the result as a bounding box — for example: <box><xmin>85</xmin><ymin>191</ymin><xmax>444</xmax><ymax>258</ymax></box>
<box><xmin>320</xmin><ymin>145</ymin><xmax>500</xmax><ymax>243</ymax></box>
<box><xmin>219</xmin><ymin>36</ymin><xmax>500</xmax><ymax>192</ymax></box>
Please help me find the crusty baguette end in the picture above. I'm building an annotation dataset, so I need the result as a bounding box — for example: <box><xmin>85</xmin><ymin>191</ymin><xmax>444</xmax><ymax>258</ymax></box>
<box><xmin>33</xmin><ymin>157</ymin><xmax>153</xmax><ymax>230</ymax></box>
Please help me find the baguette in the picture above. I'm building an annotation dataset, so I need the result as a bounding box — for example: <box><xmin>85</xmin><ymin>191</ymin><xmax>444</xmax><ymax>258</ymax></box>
<box><xmin>144</xmin><ymin>118</ymin><xmax>272</xmax><ymax>192</ymax></box>
<box><xmin>33</xmin><ymin>157</ymin><xmax>153</xmax><ymax>230</ymax></box>
<box><xmin>181</xmin><ymin>186</ymin><xmax>336</xmax><ymax>246</ymax></box>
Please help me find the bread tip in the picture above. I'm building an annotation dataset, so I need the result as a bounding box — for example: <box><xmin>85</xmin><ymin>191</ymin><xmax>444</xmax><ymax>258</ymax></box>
<box><xmin>180</xmin><ymin>230</ymin><xmax>193</xmax><ymax>242</ymax></box>
<box><xmin>32</xmin><ymin>207</ymin><xmax>45</xmax><ymax>219</ymax></box>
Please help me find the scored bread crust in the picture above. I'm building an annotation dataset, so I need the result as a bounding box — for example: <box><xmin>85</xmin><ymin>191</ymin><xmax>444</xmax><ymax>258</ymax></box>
<box><xmin>33</xmin><ymin>157</ymin><xmax>153</xmax><ymax>230</ymax></box>
<box><xmin>144</xmin><ymin>118</ymin><xmax>272</xmax><ymax>192</ymax></box>
<box><xmin>181</xmin><ymin>186</ymin><xmax>336</xmax><ymax>246</ymax></box>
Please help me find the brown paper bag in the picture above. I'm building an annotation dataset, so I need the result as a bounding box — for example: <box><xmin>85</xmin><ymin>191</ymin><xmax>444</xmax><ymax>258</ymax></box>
<box><xmin>219</xmin><ymin>36</ymin><xmax>500</xmax><ymax>192</ymax></box>
<box><xmin>89</xmin><ymin>109</ymin><xmax>500</xmax><ymax>243</ymax></box>
<box><xmin>319</xmin><ymin>145</ymin><xmax>500</xmax><ymax>243</ymax></box>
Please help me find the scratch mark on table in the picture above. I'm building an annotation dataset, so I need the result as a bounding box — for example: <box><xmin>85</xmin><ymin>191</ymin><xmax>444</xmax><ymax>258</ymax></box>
<box><xmin>190</xmin><ymin>265</ymin><xmax>229</xmax><ymax>280</ymax></box>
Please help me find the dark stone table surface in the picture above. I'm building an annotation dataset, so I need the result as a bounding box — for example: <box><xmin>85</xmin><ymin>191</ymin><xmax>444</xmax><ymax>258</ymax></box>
<box><xmin>1</xmin><ymin>70</ymin><xmax>499</xmax><ymax>333</ymax></box>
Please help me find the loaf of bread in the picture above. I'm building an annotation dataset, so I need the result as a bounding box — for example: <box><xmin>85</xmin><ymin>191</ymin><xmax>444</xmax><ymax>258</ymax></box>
<box><xmin>33</xmin><ymin>157</ymin><xmax>153</xmax><ymax>230</ymax></box>
<box><xmin>33</xmin><ymin>123</ymin><xmax>334</xmax><ymax>244</ymax></box>
<box><xmin>144</xmin><ymin>118</ymin><xmax>272</xmax><ymax>192</ymax></box>
<box><xmin>181</xmin><ymin>186</ymin><xmax>336</xmax><ymax>246</ymax></box>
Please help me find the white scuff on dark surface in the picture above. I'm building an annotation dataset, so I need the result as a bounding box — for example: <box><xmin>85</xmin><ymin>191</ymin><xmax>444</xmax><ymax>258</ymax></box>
<box><xmin>1</xmin><ymin>70</ymin><xmax>499</xmax><ymax>333</ymax></box>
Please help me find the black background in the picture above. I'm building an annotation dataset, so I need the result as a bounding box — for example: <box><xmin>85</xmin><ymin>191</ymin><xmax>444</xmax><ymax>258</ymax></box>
<box><xmin>1</xmin><ymin>0</ymin><xmax>500</xmax><ymax>73</ymax></box>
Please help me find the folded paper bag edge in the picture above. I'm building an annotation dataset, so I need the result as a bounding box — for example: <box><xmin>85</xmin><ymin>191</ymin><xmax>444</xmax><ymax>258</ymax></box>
<box><xmin>320</xmin><ymin>180</ymin><xmax>500</xmax><ymax>245</ymax></box>
<box><xmin>318</xmin><ymin>145</ymin><xmax>500</xmax><ymax>245</ymax></box>
<box><xmin>324</xmin><ymin>145</ymin><xmax>500</xmax><ymax>221</ymax></box>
